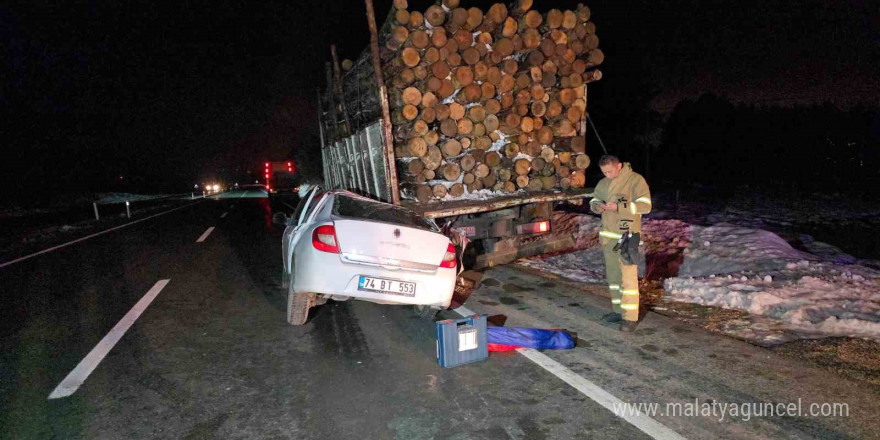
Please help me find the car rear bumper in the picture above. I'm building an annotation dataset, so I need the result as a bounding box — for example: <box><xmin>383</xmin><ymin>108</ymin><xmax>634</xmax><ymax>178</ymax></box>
<box><xmin>292</xmin><ymin>247</ymin><xmax>455</xmax><ymax>308</ymax></box>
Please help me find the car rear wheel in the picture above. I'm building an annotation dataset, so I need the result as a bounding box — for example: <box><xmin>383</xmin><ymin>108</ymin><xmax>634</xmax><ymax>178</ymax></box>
<box><xmin>287</xmin><ymin>285</ymin><xmax>315</xmax><ymax>325</ymax></box>
<box><xmin>412</xmin><ymin>305</ymin><xmax>437</xmax><ymax>319</ymax></box>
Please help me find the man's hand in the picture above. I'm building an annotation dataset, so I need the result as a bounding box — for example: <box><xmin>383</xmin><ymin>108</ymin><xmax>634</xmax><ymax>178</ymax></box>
<box><xmin>601</xmin><ymin>202</ymin><xmax>618</xmax><ymax>212</ymax></box>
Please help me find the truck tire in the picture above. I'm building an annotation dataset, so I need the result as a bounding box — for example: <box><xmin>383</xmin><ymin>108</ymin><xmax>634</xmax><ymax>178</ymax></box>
<box><xmin>412</xmin><ymin>305</ymin><xmax>437</xmax><ymax>319</ymax></box>
<box><xmin>287</xmin><ymin>284</ymin><xmax>315</xmax><ymax>325</ymax></box>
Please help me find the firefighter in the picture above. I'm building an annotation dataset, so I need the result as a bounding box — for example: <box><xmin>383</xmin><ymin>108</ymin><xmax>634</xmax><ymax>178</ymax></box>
<box><xmin>589</xmin><ymin>155</ymin><xmax>652</xmax><ymax>332</ymax></box>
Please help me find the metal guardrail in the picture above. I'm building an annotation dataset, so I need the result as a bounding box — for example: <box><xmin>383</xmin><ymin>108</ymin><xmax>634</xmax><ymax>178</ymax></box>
<box><xmin>91</xmin><ymin>192</ymin><xmax>204</xmax><ymax>220</ymax></box>
<box><xmin>0</xmin><ymin>193</ymin><xmax>204</xmax><ymax>230</ymax></box>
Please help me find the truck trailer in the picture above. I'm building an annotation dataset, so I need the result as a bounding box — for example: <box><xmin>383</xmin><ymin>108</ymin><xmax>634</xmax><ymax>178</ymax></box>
<box><xmin>318</xmin><ymin>0</ymin><xmax>604</xmax><ymax>268</ymax></box>
<box><xmin>265</xmin><ymin>160</ymin><xmax>299</xmax><ymax>201</ymax></box>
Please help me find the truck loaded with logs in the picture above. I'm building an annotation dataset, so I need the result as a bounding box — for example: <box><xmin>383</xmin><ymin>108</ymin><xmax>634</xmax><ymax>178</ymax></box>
<box><xmin>318</xmin><ymin>0</ymin><xmax>604</xmax><ymax>268</ymax></box>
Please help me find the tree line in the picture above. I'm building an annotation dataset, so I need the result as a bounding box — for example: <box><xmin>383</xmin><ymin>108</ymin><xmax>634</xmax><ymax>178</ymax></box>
<box><xmin>592</xmin><ymin>93</ymin><xmax>878</xmax><ymax>194</ymax></box>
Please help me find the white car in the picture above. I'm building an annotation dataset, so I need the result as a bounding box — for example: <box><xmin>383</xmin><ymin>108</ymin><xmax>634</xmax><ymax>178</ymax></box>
<box><xmin>278</xmin><ymin>188</ymin><xmax>457</xmax><ymax>325</ymax></box>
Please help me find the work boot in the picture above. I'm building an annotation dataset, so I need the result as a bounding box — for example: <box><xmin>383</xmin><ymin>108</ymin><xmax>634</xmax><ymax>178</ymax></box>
<box><xmin>619</xmin><ymin>320</ymin><xmax>640</xmax><ymax>333</ymax></box>
<box><xmin>601</xmin><ymin>312</ymin><xmax>622</xmax><ymax>323</ymax></box>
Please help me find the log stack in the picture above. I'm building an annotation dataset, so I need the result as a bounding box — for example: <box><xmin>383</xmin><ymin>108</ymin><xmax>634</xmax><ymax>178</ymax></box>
<box><xmin>351</xmin><ymin>0</ymin><xmax>603</xmax><ymax>203</ymax></box>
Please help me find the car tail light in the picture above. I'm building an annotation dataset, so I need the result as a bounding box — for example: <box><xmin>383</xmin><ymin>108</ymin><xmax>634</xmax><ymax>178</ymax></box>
<box><xmin>440</xmin><ymin>243</ymin><xmax>456</xmax><ymax>268</ymax></box>
<box><xmin>312</xmin><ymin>225</ymin><xmax>340</xmax><ymax>253</ymax></box>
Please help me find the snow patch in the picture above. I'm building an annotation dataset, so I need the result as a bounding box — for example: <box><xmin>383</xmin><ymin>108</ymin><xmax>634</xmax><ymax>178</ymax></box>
<box><xmin>664</xmin><ymin>264</ymin><xmax>880</xmax><ymax>341</ymax></box>
<box><xmin>489</xmin><ymin>132</ymin><xmax>508</xmax><ymax>151</ymax></box>
<box><xmin>520</xmin><ymin>213</ymin><xmax>880</xmax><ymax>343</ymax></box>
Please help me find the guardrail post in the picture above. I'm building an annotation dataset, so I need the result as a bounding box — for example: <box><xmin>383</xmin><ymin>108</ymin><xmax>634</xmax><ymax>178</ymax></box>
<box><xmin>125</xmin><ymin>201</ymin><xmax>131</xmax><ymax>218</ymax></box>
<box><xmin>93</xmin><ymin>202</ymin><xmax>100</xmax><ymax>221</ymax></box>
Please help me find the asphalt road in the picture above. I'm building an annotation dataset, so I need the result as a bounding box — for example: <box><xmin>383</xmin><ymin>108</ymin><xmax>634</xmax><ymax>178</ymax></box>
<box><xmin>1</xmin><ymin>188</ymin><xmax>876</xmax><ymax>439</ymax></box>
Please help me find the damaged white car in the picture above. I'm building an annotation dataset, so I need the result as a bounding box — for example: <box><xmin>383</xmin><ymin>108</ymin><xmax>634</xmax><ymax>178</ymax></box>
<box><xmin>275</xmin><ymin>188</ymin><xmax>457</xmax><ymax>325</ymax></box>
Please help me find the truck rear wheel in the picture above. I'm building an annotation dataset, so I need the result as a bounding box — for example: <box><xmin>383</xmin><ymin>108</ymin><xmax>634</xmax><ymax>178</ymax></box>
<box><xmin>287</xmin><ymin>285</ymin><xmax>315</xmax><ymax>325</ymax></box>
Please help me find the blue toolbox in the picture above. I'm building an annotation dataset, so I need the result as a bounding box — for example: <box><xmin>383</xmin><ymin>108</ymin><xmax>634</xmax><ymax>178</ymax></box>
<box><xmin>436</xmin><ymin>315</ymin><xmax>488</xmax><ymax>368</ymax></box>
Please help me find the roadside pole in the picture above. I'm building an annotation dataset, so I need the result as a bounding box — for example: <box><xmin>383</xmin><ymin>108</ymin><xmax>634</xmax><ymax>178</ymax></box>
<box><xmin>125</xmin><ymin>201</ymin><xmax>131</xmax><ymax>218</ymax></box>
<box><xmin>93</xmin><ymin>203</ymin><xmax>100</xmax><ymax>221</ymax></box>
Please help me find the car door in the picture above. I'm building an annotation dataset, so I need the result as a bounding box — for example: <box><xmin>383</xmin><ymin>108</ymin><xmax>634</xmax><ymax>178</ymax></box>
<box><xmin>282</xmin><ymin>187</ymin><xmax>319</xmax><ymax>274</ymax></box>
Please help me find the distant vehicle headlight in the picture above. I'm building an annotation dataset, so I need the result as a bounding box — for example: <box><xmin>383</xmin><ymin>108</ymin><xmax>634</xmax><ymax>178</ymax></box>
<box><xmin>213</xmin><ymin>184</ymin><xmax>220</xmax><ymax>191</ymax></box>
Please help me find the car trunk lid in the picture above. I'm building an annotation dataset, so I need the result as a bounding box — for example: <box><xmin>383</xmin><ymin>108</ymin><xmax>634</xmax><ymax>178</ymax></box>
<box><xmin>333</xmin><ymin>219</ymin><xmax>449</xmax><ymax>270</ymax></box>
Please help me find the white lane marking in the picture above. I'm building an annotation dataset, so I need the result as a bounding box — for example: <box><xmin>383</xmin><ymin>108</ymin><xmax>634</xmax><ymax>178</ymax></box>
<box><xmin>452</xmin><ymin>307</ymin><xmax>687</xmax><ymax>440</ymax></box>
<box><xmin>1</xmin><ymin>201</ymin><xmax>204</xmax><ymax>269</ymax></box>
<box><xmin>48</xmin><ymin>279</ymin><xmax>170</xmax><ymax>399</ymax></box>
<box><xmin>196</xmin><ymin>227</ymin><xmax>215</xmax><ymax>243</ymax></box>
<box><xmin>220</xmin><ymin>212</ymin><xmax>228</xmax><ymax>218</ymax></box>
<box><xmin>517</xmin><ymin>349</ymin><xmax>687</xmax><ymax>440</ymax></box>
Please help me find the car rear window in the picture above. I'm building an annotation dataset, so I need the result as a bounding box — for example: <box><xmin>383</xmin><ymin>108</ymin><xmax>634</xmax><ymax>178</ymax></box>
<box><xmin>333</xmin><ymin>195</ymin><xmax>438</xmax><ymax>231</ymax></box>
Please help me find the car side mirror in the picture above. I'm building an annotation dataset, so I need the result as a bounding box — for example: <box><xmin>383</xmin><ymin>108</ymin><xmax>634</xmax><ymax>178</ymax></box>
<box><xmin>272</xmin><ymin>212</ymin><xmax>289</xmax><ymax>225</ymax></box>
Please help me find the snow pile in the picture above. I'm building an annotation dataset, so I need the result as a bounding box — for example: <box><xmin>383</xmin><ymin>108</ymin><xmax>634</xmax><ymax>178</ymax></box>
<box><xmin>662</xmin><ymin>223</ymin><xmax>880</xmax><ymax>341</ymax></box>
<box><xmin>676</xmin><ymin>223</ymin><xmax>818</xmax><ymax>277</ymax></box>
<box><xmin>519</xmin><ymin>213</ymin><xmax>880</xmax><ymax>342</ymax></box>
<box><xmin>518</xmin><ymin>215</ymin><xmax>604</xmax><ymax>282</ymax></box>
<box><xmin>665</xmin><ymin>261</ymin><xmax>880</xmax><ymax>341</ymax></box>
<box><xmin>519</xmin><ymin>247</ymin><xmax>607</xmax><ymax>284</ymax></box>
<box><xmin>520</xmin><ymin>218</ymin><xmax>688</xmax><ymax>282</ymax></box>
<box><xmin>567</xmin><ymin>213</ymin><xmax>602</xmax><ymax>249</ymax></box>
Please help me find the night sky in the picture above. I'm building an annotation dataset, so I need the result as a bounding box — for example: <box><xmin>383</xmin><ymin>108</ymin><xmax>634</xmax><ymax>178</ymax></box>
<box><xmin>3</xmin><ymin>0</ymin><xmax>878</xmax><ymax>202</ymax></box>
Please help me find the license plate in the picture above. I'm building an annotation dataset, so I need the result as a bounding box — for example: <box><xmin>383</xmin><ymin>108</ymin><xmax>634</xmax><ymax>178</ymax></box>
<box><xmin>358</xmin><ymin>276</ymin><xmax>416</xmax><ymax>297</ymax></box>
